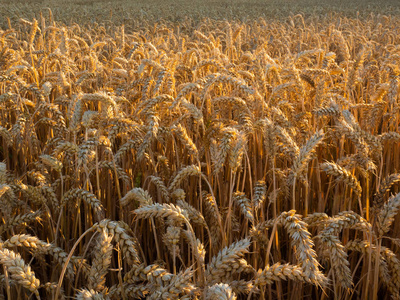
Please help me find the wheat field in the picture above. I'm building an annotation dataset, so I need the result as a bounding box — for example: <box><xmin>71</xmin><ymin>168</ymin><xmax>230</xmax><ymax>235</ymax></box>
<box><xmin>1</xmin><ymin>1</ymin><xmax>400</xmax><ymax>299</ymax></box>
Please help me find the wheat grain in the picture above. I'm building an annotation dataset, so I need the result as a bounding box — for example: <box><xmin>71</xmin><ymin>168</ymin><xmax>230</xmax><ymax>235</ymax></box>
<box><xmin>0</xmin><ymin>248</ymin><xmax>40</xmax><ymax>296</ymax></box>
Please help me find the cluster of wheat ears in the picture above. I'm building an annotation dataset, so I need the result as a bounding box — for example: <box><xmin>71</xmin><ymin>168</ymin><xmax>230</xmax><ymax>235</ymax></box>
<box><xmin>1</xmin><ymin>10</ymin><xmax>400</xmax><ymax>300</ymax></box>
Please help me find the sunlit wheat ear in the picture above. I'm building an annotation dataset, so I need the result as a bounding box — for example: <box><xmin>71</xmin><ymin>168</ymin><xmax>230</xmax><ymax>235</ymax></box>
<box><xmin>250</xmin><ymin>210</ymin><xmax>327</xmax><ymax>285</ymax></box>
<box><xmin>255</xmin><ymin>263</ymin><xmax>309</xmax><ymax>286</ymax></box>
<box><xmin>203</xmin><ymin>192</ymin><xmax>223</xmax><ymax>248</ymax></box>
<box><xmin>168</xmin><ymin>165</ymin><xmax>201</xmax><ymax>192</ymax></box>
<box><xmin>1</xmin><ymin>234</ymin><xmax>76</xmax><ymax>280</ymax></box>
<box><xmin>171</xmin><ymin>188</ymin><xmax>186</xmax><ymax>201</ymax></box>
<box><xmin>271</xmin><ymin>107</ymin><xmax>293</xmax><ymax>130</ymax></box>
<box><xmin>249</xmin><ymin>218</ymin><xmax>275</xmax><ymax>245</ymax></box>
<box><xmin>171</xmin><ymin>123</ymin><xmax>198</xmax><ymax>157</ymax></box>
<box><xmin>337</xmin><ymin>120</ymin><xmax>370</xmax><ymax>160</ymax></box>
<box><xmin>303</xmin><ymin>212</ymin><xmax>330</xmax><ymax>227</ymax></box>
<box><xmin>134</xmin><ymin>203</ymin><xmax>189</xmax><ymax>227</ymax></box>
<box><xmin>331</xmin><ymin>30</ymin><xmax>350</xmax><ymax>63</ymax></box>
<box><xmin>373</xmin><ymin>173</ymin><xmax>400</xmax><ymax>212</ymax></box>
<box><xmin>180</xmin><ymin>98</ymin><xmax>204</xmax><ymax>124</ymax></box>
<box><xmin>76</xmin><ymin>288</ymin><xmax>107</xmax><ymax>300</ymax></box>
<box><xmin>148</xmin><ymin>175</ymin><xmax>170</xmax><ymax>201</ymax></box>
<box><xmin>62</xmin><ymin>188</ymin><xmax>103</xmax><ymax>214</ymax></box>
<box><xmin>227</xmin><ymin>279</ymin><xmax>254</xmax><ymax>295</ymax></box>
<box><xmin>163</xmin><ymin>225</ymin><xmax>181</xmax><ymax>257</ymax></box>
<box><xmin>377</xmin><ymin>192</ymin><xmax>400</xmax><ymax>236</ymax></box>
<box><xmin>206</xmin><ymin>238</ymin><xmax>251</xmax><ymax>285</ymax></box>
<box><xmin>171</xmin><ymin>82</ymin><xmax>202</xmax><ymax>108</ymax></box>
<box><xmin>212</xmin><ymin>96</ymin><xmax>253</xmax><ymax>130</ymax></box>
<box><xmin>205</xmin><ymin>283</ymin><xmax>237</xmax><ymax>300</ymax></box>
<box><xmin>321</xmin><ymin>161</ymin><xmax>362</xmax><ymax>197</ymax></box>
<box><xmin>274</xmin><ymin>125</ymin><xmax>299</xmax><ymax>161</ymax></box>
<box><xmin>213</xmin><ymin>127</ymin><xmax>237</xmax><ymax>174</ymax></box>
<box><xmin>42</xmin><ymin>282</ymin><xmax>66</xmax><ymax>300</ymax></box>
<box><xmin>114</xmin><ymin>138</ymin><xmax>143</xmax><ymax>164</ymax></box>
<box><xmin>177</xmin><ymin>199</ymin><xmax>209</xmax><ymax>229</ymax></box>
<box><xmin>345</xmin><ymin>240</ymin><xmax>395</xmax><ymax>297</ymax></box>
<box><xmin>313</xmin><ymin>100</ymin><xmax>342</xmax><ymax>118</ymax></box>
<box><xmin>39</xmin><ymin>154</ymin><xmax>63</xmax><ymax>172</ymax></box>
<box><xmin>280</xmin><ymin>210</ymin><xmax>328</xmax><ymax>287</ymax></box>
<box><xmin>150</xmin><ymin>268</ymin><xmax>195</xmax><ymax>299</ymax></box>
<box><xmin>342</xmin><ymin>110</ymin><xmax>380</xmax><ymax>149</ymax></box>
<box><xmin>0</xmin><ymin>210</ymin><xmax>42</xmax><ymax>234</ymax></box>
<box><xmin>121</xmin><ymin>263</ymin><xmax>152</xmax><ymax>283</ymax></box>
<box><xmin>3</xmin><ymin>234</ymin><xmax>50</xmax><ymax>252</ymax></box>
<box><xmin>146</xmin><ymin>267</ymin><xmax>174</xmax><ymax>287</ymax></box>
<box><xmin>292</xmin><ymin>130</ymin><xmax>325</xmax><ymax>180</ymax></box>
<box><xmin>37</xmin><ymin>102</ymin><xmax>67</xmax><ymax>134</ymax></box>
<box><xmin>137</xmin><ymin>112</ymin><xmax>159</xmax><ymax>162</ymax></box>
<box><xmin>228</xmin><ymin>130</ymin><xmax>246</xmax><ymax>172</ymax></box>
<box><xmin>182</xmin><ymin>229</ymin><xmax>206</xmax><ymax>273</ymax></box>
<box><xmin>13</xmin><ymin>183</ymin><xmax>47</xmax><ymax>207</ymax></box>
<box><xmin>88</xmin><ymin>229</ymin><xmax>113</xmax><ymax>292</ymax></box>
<box><xmin>252</xmin><ymin>180</ymin><xmax>267</xmax><ymax>211</ymax></box>
<box><xmin>318</xmin><ymin>233</ymin><xmax>352</xmax><ymax>288</ymax></box>
<box><xmin>0</xmin><ymin>248</ymin><xmax>40</xmax><ymax>297</ymax></box>
<box><xmin>381</xmin><ymin>247</ymin><xmax>400</xmax><ymax>298</ymax></box>
<box><xmin>380</xmin><ymin>131</ymin><xmax>400</xmax><ymax>143</ymax></box>
<box><xmin>136</xmin><ymin>94</ymin><xmax>173</xmax><ymax>116</ymax></box>
<box><xmin>46</xmin><ymin>244</ymin><xmax>76</xmax><ymax>280</ymax></box>
<box><xmin>109</xmin><ymin>283</ymin><xmax>150</xmax><ymax>299</ymax></box>
<box><xmin>96</xmin><ymin>161</ymin><xmax>130</xmax><ymax>184</ymax></box>
<box><xmin>27</xmin><ymin>170</ymin><xmax>47</xmax><ymax>187</ymax></box>
<box><xmin>97</xmin><ymin>219</ymin><xmax>141</xmax><ymax>265</ymax></box>
<box><xmin>316</xmin><ymin>211</ymin><xmax>371</xmax><ymax>289</ymax></box>
<box><xmin>52</xmin><ymin>141</ymin><xmax>79</xmax><ymax>160</ymax></box>
<box><xmin>232</xmin><ymin>192</ymin><xmax>254</xmax><ymax>224</ymax></box>
<box><xmin>120</xmin><ymin>187</ymin><xmax>153</xmax><ymax>207</ymax></box>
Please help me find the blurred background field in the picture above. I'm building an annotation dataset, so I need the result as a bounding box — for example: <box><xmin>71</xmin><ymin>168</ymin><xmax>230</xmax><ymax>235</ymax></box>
<box><xmin>2</xmin><ymin>0</ymin><xmax>400</xmax><ymax>28</ymax></box>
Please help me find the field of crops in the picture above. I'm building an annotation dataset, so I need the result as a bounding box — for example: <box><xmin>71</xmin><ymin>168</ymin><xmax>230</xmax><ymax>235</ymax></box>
<box><xmin>2</xmin><ymin>1</ymin><xmax>400</xmax><ymax>299</ymax></box>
